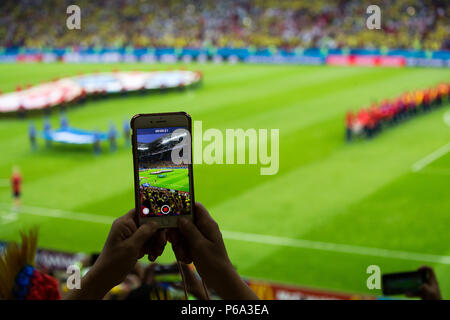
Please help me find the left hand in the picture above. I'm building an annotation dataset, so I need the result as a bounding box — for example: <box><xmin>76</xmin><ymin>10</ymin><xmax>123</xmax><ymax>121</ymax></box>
<box><xmin>67</xmin><ymin>209</ymin><xmax>167</xmax><ymax>299</ymax></box>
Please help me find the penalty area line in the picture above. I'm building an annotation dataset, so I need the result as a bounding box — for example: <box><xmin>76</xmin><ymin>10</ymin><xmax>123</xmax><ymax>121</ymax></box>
<box><xmin>1</xmin><ymin>202</ymin><xmax>450</xmax><ymax>265</ymax></box>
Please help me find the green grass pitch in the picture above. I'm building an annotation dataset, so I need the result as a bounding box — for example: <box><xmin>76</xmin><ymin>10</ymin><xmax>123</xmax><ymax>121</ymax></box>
<box><xmin>139</xmin><ymin>168</ymin><xmax>189</xmax><ymax>192</ymax></box>
<box><xmin>0</xmin><ymin>63</ymin><xmax>449</xmax><ymax>298</ymax></box>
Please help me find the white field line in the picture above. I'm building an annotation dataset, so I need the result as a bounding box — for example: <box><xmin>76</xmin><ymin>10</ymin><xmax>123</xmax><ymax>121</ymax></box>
<box><xmin>411</xmin><ymin>142</ymin><xmax>450</xmax><ymax>172</ymax></box>
<box><xmin>0</xmin><ymin>203</ymin><xmax>113</xmax><ymax>225</ymax></box>
<box><xmin>1</xmin><ymin>203</ymin><xmax>450</xmax><ymax>265</ymax></box>
<box><xmin>222</xmin><ymin>230</ymin><xmax>450</xmax><ymax>265</ymax></box>
<box><xmin>444</xmin><ymin>111</ymin><xmax>450</xmax><ymax>127</ymax></box>
<box><xmin>414</xmin><ymin>167</ymin><xmax>450</xmax><ymax>176</ymax></box>
<box><xmin>0</xmin><ymin>209</ymin><xmax>17</xmax><ymax>225</ymax></box>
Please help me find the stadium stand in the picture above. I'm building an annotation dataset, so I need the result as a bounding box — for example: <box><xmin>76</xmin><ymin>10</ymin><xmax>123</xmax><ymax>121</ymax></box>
<box><xmin>0</xmin><ymin>0</ymin><xmax>448</xmax><ymax>303</ymax></box>
<box><xmin>137</xmin><ymin>131</ymin><xmax>187</xmax><ymax>166</ymax></box>
<box><xmin>1</xmin><ymin>0</ymin><xmax>448</xmax><ymax>50</ymax></box>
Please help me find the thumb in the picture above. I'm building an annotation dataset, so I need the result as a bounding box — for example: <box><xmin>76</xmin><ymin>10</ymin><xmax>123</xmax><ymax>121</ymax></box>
<box><xmin>128</xmin><ymin>222</ymin><xmax>158</xmax><ymax>248</ymax></box>
<box><xmin>178</xmin><ymin>217</ymin><xmax>204</xmax><ymax>248</ymax></box>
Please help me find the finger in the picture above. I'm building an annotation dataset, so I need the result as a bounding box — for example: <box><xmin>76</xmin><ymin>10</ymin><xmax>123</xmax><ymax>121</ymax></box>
<box><xmin>194</xmin><ymin>202</ymin><xmax>221</xmax><ymax>242</ymax></box>
<box><xmin>122</xmin><ymin>218</ymin><xmax>138</xmax><ymax>237</ymax></box>
<box><xmin>124</xmin><ymin>208</ymin><xmax>137</xmax><ymax>220</ymax></box>
<box><xmin>167</xmin><ymin>229</ymin><xmax>180</xmax><ymax>244</ymax></box>
<box><xmin>148</xmin><ymin>230</ymin><xmax>167</xmax><ymax>261</ymax></box>
<box><xmin>413</xmin><ymin>283</ymin><xmax>429</xmax><ymax>299</ymax></box>
<box><xmin>167</xmin><ymin>228</ymin><xmax>184</xmax><ymax>244</ymax></box>
<box><xmin>171</xmin><ymin>240</ymin><xmax>192</xmax><ymax>264</ymax></box>
<box><xmin>127</xmin><ymin>221</ymin><xmax>158</xmax><ymax>248</ymax></box>
<box><xmin>418</xmin><ymin>265</ymin><xmax>437</xmax><ymax>284</ymax></box>
<box><xmin>419</xmin><ymin>283</ymin><xmax>432</xmax><ymax>293</ymax></box>
<box><xmin>178</xmin><ymin>215</ymin><xmax>204</xmax><ymax>249</ymax></box>
<box><xmin>167</xmin><ymin>229</ymin><xmax>192</xmax><ymax>264</ymax></box>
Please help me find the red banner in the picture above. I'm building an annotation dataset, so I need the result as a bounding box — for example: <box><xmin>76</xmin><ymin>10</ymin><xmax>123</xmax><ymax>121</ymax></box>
<box><xmin>327</xmin><ymin>55</ymin><xmax>405</xmax><ymax>67</ymax></box>
<box><xmin>17</xmin><ymin>54</ymin><xmax>43</xmax><ymax>62</ymax></box>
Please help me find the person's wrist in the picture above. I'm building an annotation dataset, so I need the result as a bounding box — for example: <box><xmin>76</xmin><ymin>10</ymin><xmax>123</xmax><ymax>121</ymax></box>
<box><xmin>207</xmin><ymin>258</ymin><xmax>256</xmax><ymax>300</ymax></box>
<box><xmin>80</xmin><ymin>262</ymin><xmax>115</xmax><ymax>299</ymax></box>
<box><xmin>221</xmin><ymin>264</ymin><xmax>253</xmax><ymax>299</ymax></box>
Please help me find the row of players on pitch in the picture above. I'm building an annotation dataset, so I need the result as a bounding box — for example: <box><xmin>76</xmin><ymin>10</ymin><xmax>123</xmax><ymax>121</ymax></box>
<box><xmin>345</xmin><ymin>83</ymin><xmax>449</xmax><ymax>141</ymax></box>
<box><xmin>140</xmin><ymin>185</ymin><xmax>191</xmax><ymax>217</ymax></box>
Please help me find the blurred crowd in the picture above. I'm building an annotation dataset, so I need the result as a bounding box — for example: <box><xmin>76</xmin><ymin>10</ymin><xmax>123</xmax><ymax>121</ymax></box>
<box><xmin>346</xmin><ymin>82</ymin><xmax>449</xmax><ymax>140</ymax></box>
<box><xmin>64</xmin><ymin>256</ymin><xmax>209</xmax><ymax>300</ymax></box>
<box><xmin>140</xmin><ymin>185</ymin><xmax>191</xmax><ymax>217</ymax></box>
<box><xmin>0</xmin><ymin>229</ymin><xmax>443</xmax><ymax>300</ymax></box>
<box><xmin>0</xmin><ymin>0</ymin><xmax>448</xmax><ymax>50</ymax></box>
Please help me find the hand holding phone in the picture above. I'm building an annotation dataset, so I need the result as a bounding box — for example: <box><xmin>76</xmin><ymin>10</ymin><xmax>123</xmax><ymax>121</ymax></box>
<box><xmin>168</xmin><ymin>202</ymin><xmax>258</xmax><ymax>300</ymax></box>
<box><xmin>382</xmin><ymin>266</ymin><xmax>441</xmax><ymax>300</ymax></box>
<box><xmin>65</xmin><ymin>208</ymin><xmax>166</xmax><ymax>300</ymax></box>
<box><xmin>404</xmin><ymin>266</ymin><xmax>442</xmax><ymax>300</ymax></box>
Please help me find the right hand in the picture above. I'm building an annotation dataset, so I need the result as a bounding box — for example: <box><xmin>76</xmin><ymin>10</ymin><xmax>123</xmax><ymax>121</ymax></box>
<box><xmin>167</xmin><ymin>202</ymin><xmax>258</xmax><ymax>300</ymax></box>
<box><xmin>406</xmin><ymin>266</ymin><xmax>442</xmax><ymax>300</ymax></box>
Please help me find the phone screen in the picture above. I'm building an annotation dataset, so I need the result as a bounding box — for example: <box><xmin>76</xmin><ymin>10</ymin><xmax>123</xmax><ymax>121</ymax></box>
<box><xmin>382</xmin><ymin>271</ymin><xmax>427</xmax><ymax>295</ymax></box>
<box><xmin>136</xmin><ymin>126</ymin><xmax>191</xmax><ymax>219</ymax></box>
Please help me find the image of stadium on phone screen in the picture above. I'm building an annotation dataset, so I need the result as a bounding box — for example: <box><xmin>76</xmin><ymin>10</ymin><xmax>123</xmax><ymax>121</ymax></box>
<box><xmin>137</xmin><ymin>127</ymin><xmax>191</xmax><ymax>217</ymax></box>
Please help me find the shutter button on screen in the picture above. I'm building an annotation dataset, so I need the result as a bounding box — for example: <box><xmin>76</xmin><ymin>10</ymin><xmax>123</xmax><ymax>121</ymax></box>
<box><xmin>161</xmin><ymin>205</ymin><xmax>170</xmax><ymax>215</ymax></box>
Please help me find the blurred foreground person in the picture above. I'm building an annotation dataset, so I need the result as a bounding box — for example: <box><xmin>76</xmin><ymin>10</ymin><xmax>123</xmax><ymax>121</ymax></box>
<box><xmin>124</xmin><ymin>262</ymin><xmax>210</xmax><ymax>300</ymax></box>
<box><xmin>0</xmin><ymin>229</ymin><xmax>61</xmax><ymax>300</ymax></box>
<box><xmin>11</xmin><ymin>166</ymin><xmax>22</xmax><ymax>210</ymax></box>
<box><xmin>65</xmin><ymin>203</ymin><xmax>258</xmax><ymax>300</ymax></box>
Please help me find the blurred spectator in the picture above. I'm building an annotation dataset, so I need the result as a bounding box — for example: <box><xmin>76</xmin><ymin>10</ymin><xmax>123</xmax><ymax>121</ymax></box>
<box><xmin>0</xmin><ymin>230</ymin><xmax>61</xmax><ymax>300</ymax></box>
<box><xmin>0</xmin><ymin>0</ymin><xmax>448</xmax><ymax>51</ymax></box>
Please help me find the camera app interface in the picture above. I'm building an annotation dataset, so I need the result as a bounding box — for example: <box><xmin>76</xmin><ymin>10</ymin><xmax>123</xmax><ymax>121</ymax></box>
<box><xmin>137</xmin><ymin>127</ymin><xmax>191</xmax><ymax>218</ymax></box>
